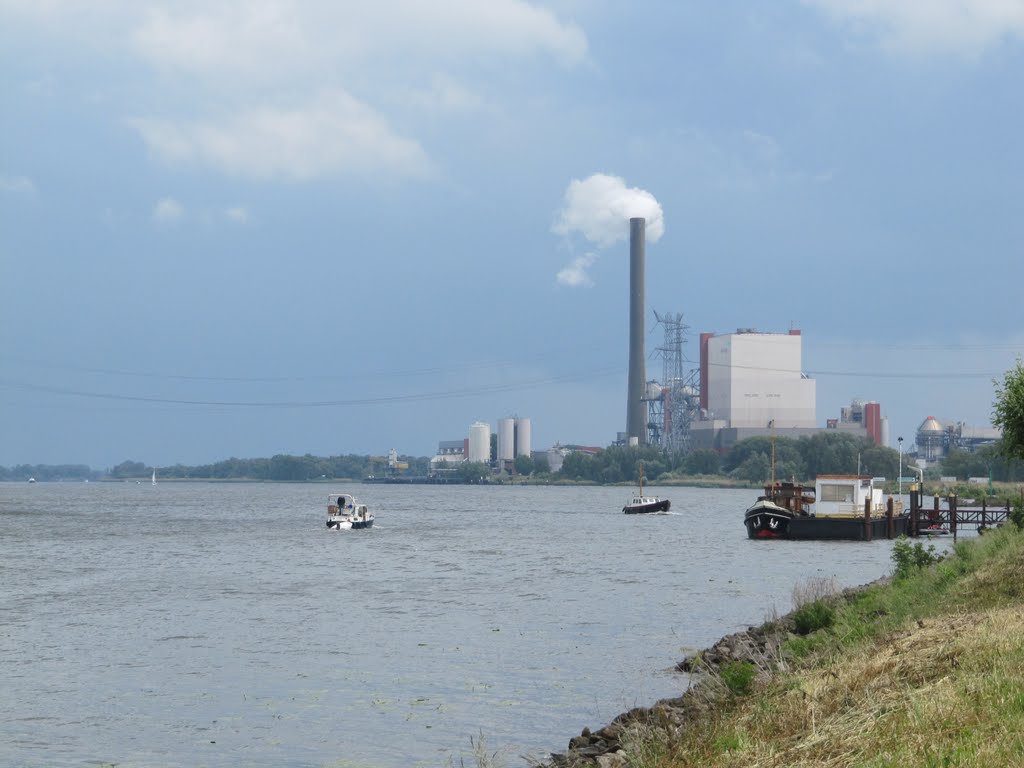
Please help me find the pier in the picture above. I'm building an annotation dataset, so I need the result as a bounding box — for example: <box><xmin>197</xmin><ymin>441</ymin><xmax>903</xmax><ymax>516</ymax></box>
<box><xmin>906</xmin><ymin>490</ymin><xmax>1012</xmax><ymax>539</ymax></box>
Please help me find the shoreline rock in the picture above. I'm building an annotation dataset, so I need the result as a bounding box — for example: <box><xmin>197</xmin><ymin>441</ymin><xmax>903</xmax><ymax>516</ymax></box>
<box><xmin>540</xmin><ymin>577</ymin><xmax>890</xmax><ymax>767</ymax></box>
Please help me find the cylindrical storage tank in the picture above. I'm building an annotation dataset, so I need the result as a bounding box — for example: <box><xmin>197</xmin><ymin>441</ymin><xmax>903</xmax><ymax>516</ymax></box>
<box><xmin>881</xmin><ymin>416</ymin><xmax>890</xmax><ymax>450</ymax></box>
<box><xmin>468</xmin><ymin>422</ymin><xmax>491</xmax><ymax>463</ymax></box>
<box><xmin>498</xmin><ymin>418</ymin><xmax>515</xmax><ymax>464</ymax></box>
<box><xmin>514</xmin><ymin>417</ymin><xmax>531</xmax><ymax>457</ymax></box>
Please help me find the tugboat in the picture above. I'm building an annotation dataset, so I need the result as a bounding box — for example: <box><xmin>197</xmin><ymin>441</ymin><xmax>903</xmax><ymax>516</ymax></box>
<box><xmin>326</xmin><ymin>493</ymin><xmax>374</xmax><ymax>530</ymax></box>
<box><xmin>622</xmin><ymin>463</ymin><xmax>671</xmax><ymax>514</ymax></box>
<box><xmin>744</xmin><ymin>494</ymin><xmax>795</xmax><ymax>538</ymax></box>
<box><xmin>745</xmin><ymin>477</ymin><xmax>909</xmax><ymax>540</ymax></box>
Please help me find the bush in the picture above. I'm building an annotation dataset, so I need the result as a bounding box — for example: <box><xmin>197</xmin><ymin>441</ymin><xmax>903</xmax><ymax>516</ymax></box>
<box><xmin>791</xmin><ymin>601</ymin><xmax>835</xmax><ymax>636</ymax></box>
<box><xmin>719</xmin><ymin>660</ymin><xmax>757</xmax><ymax>696</ymax></box>
<box><xmin>891</xmin><ymin>535</ymin><xmax>940</xmax><ymax>579</ymax></box>
<box><xmin>1011</xmin><ymin>497</ymin><xmax>1024</xmax><ymax>531</ymax></box>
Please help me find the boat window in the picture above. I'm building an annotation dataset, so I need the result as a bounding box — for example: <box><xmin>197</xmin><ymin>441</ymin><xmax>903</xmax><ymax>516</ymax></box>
<box><xmin>820</xmin><ymin>484</ymin><xmax>854</xmax><ymax>503</ymax></box>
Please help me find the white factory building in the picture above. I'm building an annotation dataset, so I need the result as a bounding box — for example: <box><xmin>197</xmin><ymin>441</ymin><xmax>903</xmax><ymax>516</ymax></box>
<box><xmin>430</xmin><ymin>416</ymin><xmax>532</xmax><ymax>473</ymax></box>
<box><xmin>693</xmin><ymin>328</ymin><xmax>818</xmax><ymax>452</ymax></box>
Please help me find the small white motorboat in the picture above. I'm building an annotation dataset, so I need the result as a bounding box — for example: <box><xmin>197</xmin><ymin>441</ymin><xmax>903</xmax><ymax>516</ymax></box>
<box><xmin>326</xmin><ymin>493</ymin><xmax>374</xmax><ymax>530</ymax></box>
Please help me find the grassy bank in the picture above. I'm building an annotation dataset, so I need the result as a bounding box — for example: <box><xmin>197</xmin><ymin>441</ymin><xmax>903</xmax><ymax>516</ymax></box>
<box><xmin>611</xmin><ymin>527</ymin><xmax>1024</xmax><ymax>767</ymax></box>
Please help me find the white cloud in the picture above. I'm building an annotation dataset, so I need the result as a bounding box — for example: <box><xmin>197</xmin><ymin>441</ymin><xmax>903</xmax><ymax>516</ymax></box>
<box><xmin>553</xmin><ymin>173</ymin><xmax>665</xmax><ymax>248</ymax></box>
<box><xmin>130</xmin><ymin>90</ymin><xmax>433</xmax><ymax>180</ymax></box>
<box><xmin>556</xmin><ymin>252</ymin><xmax>597</xmax><ymax>287</ymax></box>
<box><xmin>406</xmin><ymin>73</ymin><xmax>484</xmax><ymax>113</ymax></box>
<box><xmin>0</xmin><ymin>174</ymin><xmax>35</xmax><ymax>194</ymax></box>
<box><xmin>131</xmin><ymin>4</ymin><xmax>318</xmax><ymax>86</ymax></box>
<box><xmin>224</xmin><ymin>206</ymin><xmax>249</xmax><ymax>223</ymax></box>
<box><xmin>152</xmin><ymin>196</ymin><xmax>183</xmax><ymax>222</ymax></box>
<box><xmin>3</xmin><ymin>1</ymin><xmax>587</xmax><ymax>181</ymax></box>
<box><xmin>129</xmin><ymin>1</ymin><xmax>587</xmax><ymax>84</ymax></box>
<box><xmin>805</xmin><ymin>0</ymin><xmax>1024</xmax><ymax>55</ymax></box>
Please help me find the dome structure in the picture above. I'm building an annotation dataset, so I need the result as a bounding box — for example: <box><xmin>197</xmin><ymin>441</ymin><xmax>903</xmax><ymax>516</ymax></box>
<box><xmin>917</xmin><ymin>416</ymin><xmax>947</xmax><ymax>461</ymax></box>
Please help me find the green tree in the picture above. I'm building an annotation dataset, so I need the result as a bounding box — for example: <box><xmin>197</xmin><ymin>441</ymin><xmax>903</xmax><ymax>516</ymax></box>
<box><xmin>559</xmin><ymin>451</ymin><xmax>596</xmax><ymax>480</ymax></box>
<box><xmin>454</xmin><ymin>461</ymin><xmax>490</xmax><ymax>483</ymax></box>
<box><xmin>797</xmin><ymin>432</ymin><xmax>870</xmax><ymax>477</ymax></box>
<box><xmin>994</xmin><ymin>358</ymin><xmax>1024</xmax><ymax>460</ymax></box>
<box><xmin>514</xmin><ymin>454</ymin><xmax>535</xmax><ymax>476</ymax></box>
<box><xmin>857</xmin><ymin>444</ymin><xmax>902</xmax><ymax>482</ymax></box>
<box><xmin>111</xmin><ymin>460</ymin><xmax>148</xmax><ymax>478</ymax></box>
<box><xmin>683</xmin><ymin>448</ymin><xmax>721</xmax><ymax>475</ymax></box>
<box><xmin>533</xmin><ymin>454</ymin><xmax>551</xmax><ymax>474</ymax></box>
<box><xmin>724</xmin><ymin>437</ymin><xmax>805</xmax><ymax>481</ymax></box>
<box><xmin>733</xmin><ymin>453</ymin><xmax>770</xmax><ymax>483</ymax></box>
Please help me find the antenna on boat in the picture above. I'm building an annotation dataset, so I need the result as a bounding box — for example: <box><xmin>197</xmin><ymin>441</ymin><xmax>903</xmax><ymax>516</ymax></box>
<box><xmin>639</xmin><ymin>461</ymin><xmax>644</xmax><ymax>496</ymax></box>
<box><xmin>769</xmin><ymin>419</ymin><xmax>776</xmax><ymax>489</ymax></box>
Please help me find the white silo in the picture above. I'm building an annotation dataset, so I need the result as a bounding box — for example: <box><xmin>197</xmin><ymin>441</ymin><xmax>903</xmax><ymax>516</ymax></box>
<box><xmin>498</xmin><ymin>417</ymin><xmax>515</xmax><ymax>466</ymax></box>
<box><xmin>515</xmin><ymin>417</ymin><xmax>531</xmax><ymax>457</ymax></box>
<box><xmin>469</xmin><ymin>421</ymin><xmax>491</xmax><ymax>463</ymax></box>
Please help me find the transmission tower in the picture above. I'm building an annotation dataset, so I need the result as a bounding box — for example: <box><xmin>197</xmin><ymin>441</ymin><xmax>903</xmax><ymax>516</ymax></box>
<box><xmin>651</xmin><ymin>310</ymin><xmax>701</xmax><ymax>454</ymax></box>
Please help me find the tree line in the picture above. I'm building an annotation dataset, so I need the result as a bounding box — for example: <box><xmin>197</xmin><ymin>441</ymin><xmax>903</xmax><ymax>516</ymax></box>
<box><xmin>5</xmin><ymin>435</ymin><xmax>1021</xmax><ymax>485</ymax></box>
<box><xmin>558</xmin><ymin>432</ymin><xmax>910</xmax><ymax>485</ymax></box>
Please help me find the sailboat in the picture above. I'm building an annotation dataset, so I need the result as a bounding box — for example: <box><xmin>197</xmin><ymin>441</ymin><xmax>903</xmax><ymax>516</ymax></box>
<box><xmin>151</xmin><ymin>469</ymin><xmax>157</xmax><ymax>485</ymax></box>
<box><xmin>622</xmin><ymin>462</ymin><xmax>671</xmax><ymax>514</ymax></box>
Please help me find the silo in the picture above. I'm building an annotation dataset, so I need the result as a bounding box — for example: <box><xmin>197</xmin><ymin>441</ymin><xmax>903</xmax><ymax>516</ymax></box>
<box><xmin>514</xmin><ymin>417</ymin><xmax>531</xmax><ymax>457</ymax></box>
<box><xmin>468</xmin><ymin>422</ymin><xmax>491</xmax><ymax>463</ymax></box>
<box><xmin>497</xmin><ymin>417</ymin><xmax>515</xmax><ymax>465</ymax></box>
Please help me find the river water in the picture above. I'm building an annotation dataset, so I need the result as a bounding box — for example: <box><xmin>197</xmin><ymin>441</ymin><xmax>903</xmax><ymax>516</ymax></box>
<box><xmin>2</xmin><ymin>482</ymin><xmax>921</xmax><ymax>767</ymax></box>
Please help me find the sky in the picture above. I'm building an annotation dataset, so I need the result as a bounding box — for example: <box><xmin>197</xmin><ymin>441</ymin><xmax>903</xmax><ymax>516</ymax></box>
<box><xmin>2</xmin><ymin>0</ymin><xmax>1023</xmax><ymax>470</ymax></box>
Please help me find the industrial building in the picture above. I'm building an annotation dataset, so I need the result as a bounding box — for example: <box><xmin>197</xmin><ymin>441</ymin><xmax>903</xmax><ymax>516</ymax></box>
<box><xmin>611</xmin><ymin>218</ymin><xmax>1001</xmax><ymax>462</ymax></box>
<box><xmin>826</xmin><ymin>399</ymin><xmax>888</xmax><ymax>446</ymax></box>
<box><xmin>916</xmin><ymin>417</ymin><xmax>1001</xmax><ymax>461</ymax></box>
<box><xmin>429</xmin><ymin>440</ymin><xmax>466</xmax><ymax>472</ymax></box>
<box><xmin>690</xmin><ymin>328</ymin><xmax>817</xmax><ymax>452</ymax></box>
<box><xmin>430</xmin><ymin>416</ymin><xmax>532</xmax><ymax>474</ymax></box>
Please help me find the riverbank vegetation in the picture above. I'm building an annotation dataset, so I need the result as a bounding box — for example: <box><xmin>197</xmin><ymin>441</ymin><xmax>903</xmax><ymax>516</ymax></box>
<box><xmin>5</xmin><ymin>434</ymin><xmax>1021</xmax><ymax>489</ymax></box>
<box><xmin>609</xmin><ymin>525</ymin><xmax>1024</xmax><ymax>768</ymax></box>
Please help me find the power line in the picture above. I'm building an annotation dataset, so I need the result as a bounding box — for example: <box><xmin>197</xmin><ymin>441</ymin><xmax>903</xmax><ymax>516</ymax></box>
<box><xmin>0</xmin><ymin>345</ymin><xmax>611</xmax><ymax>385</ymax></box>
<box><xmin>0</xmin><ymin>366</ymin><xmax>621</xmax><ymax>409</ymax></box>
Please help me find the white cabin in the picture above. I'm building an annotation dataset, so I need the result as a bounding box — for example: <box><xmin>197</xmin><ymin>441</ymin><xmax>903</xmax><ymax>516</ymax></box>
<box><xmin>813</xmin><ymin>475</ymin><xmax>885</xmax><ymax>518</ymax></box>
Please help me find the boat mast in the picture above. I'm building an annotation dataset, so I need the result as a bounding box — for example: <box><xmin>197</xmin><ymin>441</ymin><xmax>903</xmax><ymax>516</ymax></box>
<box><xmin>639</xmin><ymin>461</ymin><xmax>644</xmax><ymax>496</ymax></box>
<box><xmin>769</xmin><ymin>420</ymin><xmax>776</xmax><ymax>490</ymax></box>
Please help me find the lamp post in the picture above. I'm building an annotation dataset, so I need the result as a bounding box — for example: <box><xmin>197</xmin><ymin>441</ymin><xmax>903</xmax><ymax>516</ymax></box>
<box><xmin>898</xmin><ymin>436</ymin><xmax>904</xmax><ymax>502</ymax></box>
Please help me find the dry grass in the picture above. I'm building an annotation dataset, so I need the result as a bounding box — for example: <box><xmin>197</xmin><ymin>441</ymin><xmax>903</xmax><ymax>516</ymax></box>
<box><xmin>791</xmin><ymin>576</ymin><xmax>838</xmax><ymax>610</ymax></box>
<box><xmin>619</xmin><ymin>528</ymin><xmax>1024</xmax><ymax>768</ymax></box>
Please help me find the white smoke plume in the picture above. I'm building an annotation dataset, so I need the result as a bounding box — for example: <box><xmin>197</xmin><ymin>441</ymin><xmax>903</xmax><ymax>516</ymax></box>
<box><xmin>552</xmin><ymin>173</ymin><xmax>664</xmax><ymax>286</ymax></box>
<box><xmin>553</xmin><ymin>173</ymin><xmax>664</xmax><ymax>248</ymax></box>
<box><xmin>556</xmin><ymin>252</ymin><xmax>597</xmax><ymax>287</ymax></box>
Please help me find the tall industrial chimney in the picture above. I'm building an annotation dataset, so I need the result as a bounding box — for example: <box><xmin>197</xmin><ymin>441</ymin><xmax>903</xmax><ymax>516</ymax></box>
<box><xmin>626</xmin><ymin>217</ymin><xmax>646</xmax><ymax>445</ymax></box>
